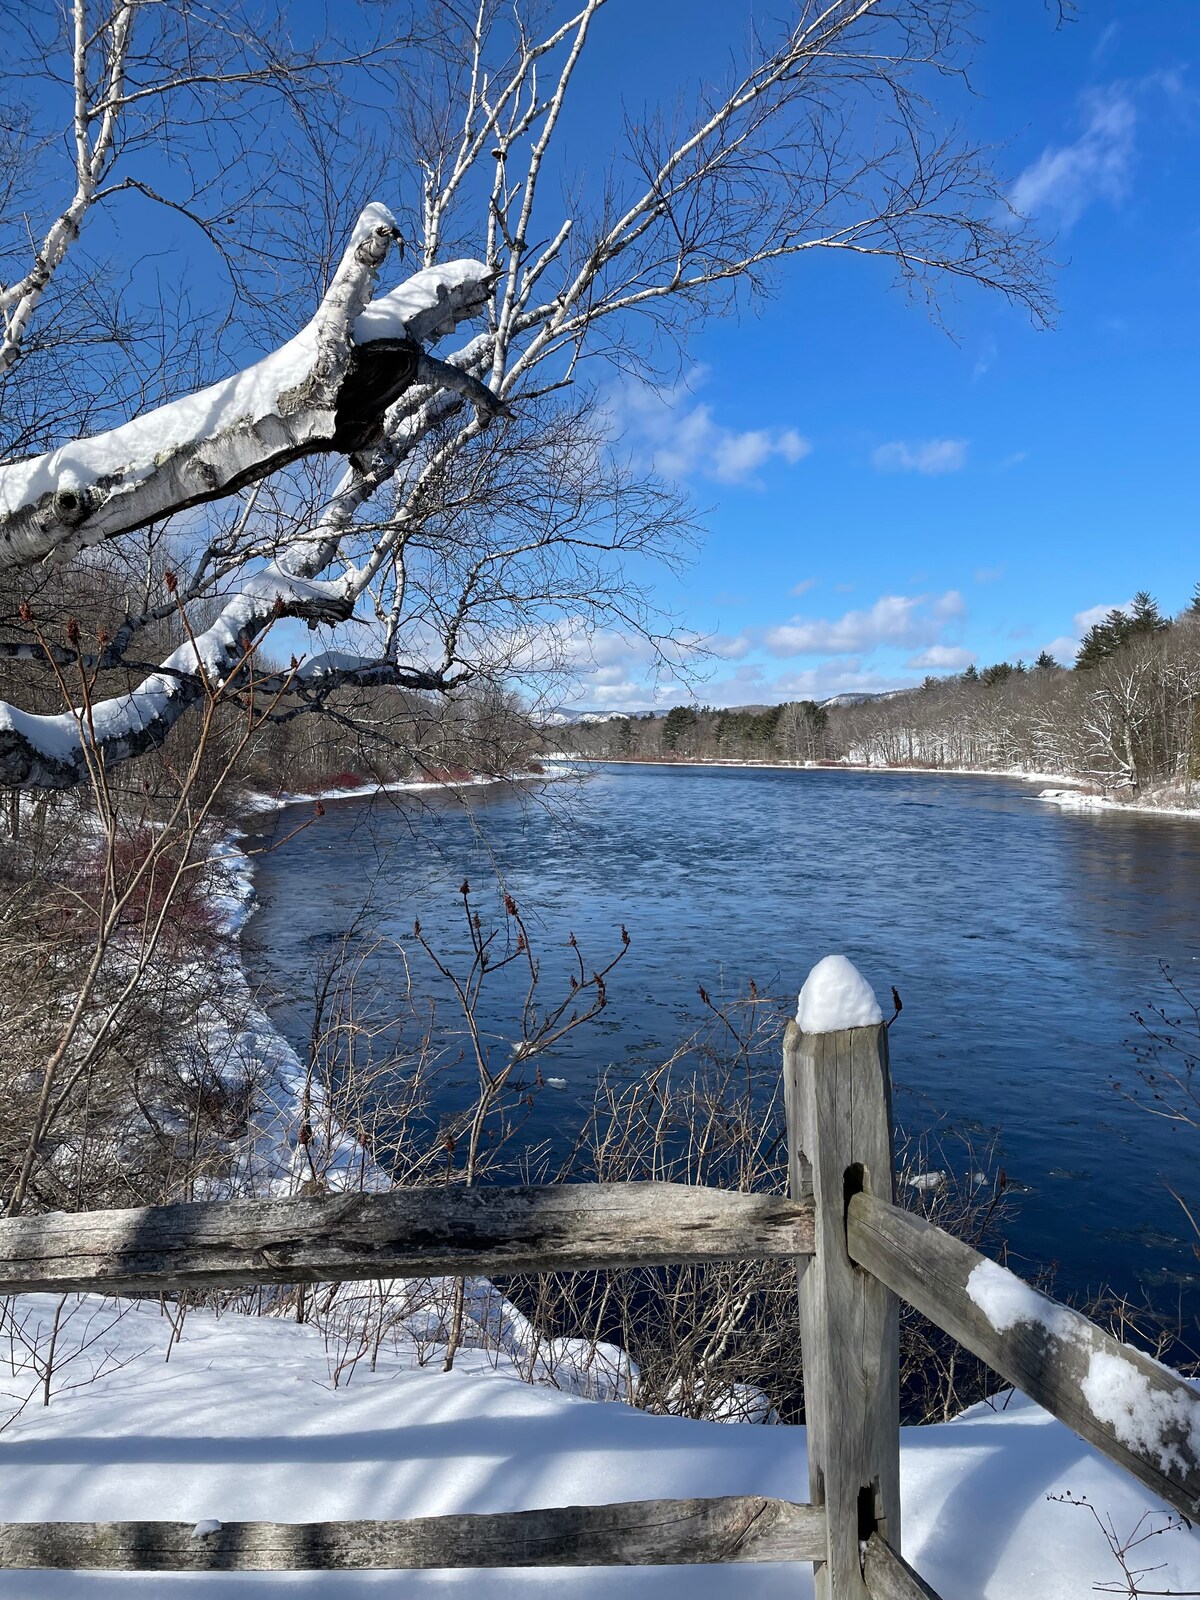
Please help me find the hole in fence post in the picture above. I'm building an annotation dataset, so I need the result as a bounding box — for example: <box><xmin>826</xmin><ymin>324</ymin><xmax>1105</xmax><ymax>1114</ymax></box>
<box><xmin>857</xmin><ymin>1482</ymin><xmax>878</xmax><ymax>1542</ymax></box>
<box><xmin>843</xmin><ymin>1161</ymin><xmax>866</xmax><ymax>1227</ymax></box>
<box><xmin>858</xmin><ymin>1477</ymin><xmax>890</xmax><ymax>1547</ymax></box>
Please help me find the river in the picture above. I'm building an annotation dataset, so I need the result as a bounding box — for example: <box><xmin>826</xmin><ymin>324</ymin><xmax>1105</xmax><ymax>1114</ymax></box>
<box><xmin>243</xmin><ymin>762</ymin><xmax>1200</xmax><ymax>1320</ymax></box>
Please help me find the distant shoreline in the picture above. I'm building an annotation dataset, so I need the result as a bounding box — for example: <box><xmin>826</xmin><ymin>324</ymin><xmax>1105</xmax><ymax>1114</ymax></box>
<box><xmin>546</xmin><ymin>756</ymin><xmax>1200</xmax><ymax>820</ymax></box>
<box><xmin>548</xmin><ymin>755</ymin><xmax>1077</xmax><ymax>784</ymax></box>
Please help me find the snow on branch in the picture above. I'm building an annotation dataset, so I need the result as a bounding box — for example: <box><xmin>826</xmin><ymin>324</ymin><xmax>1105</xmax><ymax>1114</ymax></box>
<box><xmin>0</xmin><ymin>208</ymin><xmax>495</xmax><ymax>572</ymax></box>
<box><xmin>0</xmin><ymin>565</ymin><xmax>358</xmax><ymax>788</ymax></box>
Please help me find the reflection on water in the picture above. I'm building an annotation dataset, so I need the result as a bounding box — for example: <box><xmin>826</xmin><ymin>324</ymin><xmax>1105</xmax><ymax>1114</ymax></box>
<box><xmin>243</xmin><ymin>764</ymin><xmax>1200</xmax><ymax>1314</ymax></box>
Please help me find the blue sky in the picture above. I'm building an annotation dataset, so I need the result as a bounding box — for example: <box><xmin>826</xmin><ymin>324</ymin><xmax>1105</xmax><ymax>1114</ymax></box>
<box><xmin>19</xmin><ymin>1</ymin><xmax>1195</xmax><ymax>711</ymax></box>
<box><xmin>561</xmin><ymin>0</ymin><xmax>1200</xmax><ymax>710</ymax></box>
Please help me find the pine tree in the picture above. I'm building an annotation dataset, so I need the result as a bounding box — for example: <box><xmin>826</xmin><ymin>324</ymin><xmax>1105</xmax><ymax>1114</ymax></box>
<box><xmin>1129</xmin><ymin>590</ymin><xmax>1168</xmax><ymax>636</ymax></box>
<box><xmin>1075</xmin><ymin>621</ymin><xmax>1112</xmax><ymax>669</ymax></box>
<box><xmin>1034</xmin><ymin>650</ymin><xmax>1060</xmax><ymax>670</ymax></box>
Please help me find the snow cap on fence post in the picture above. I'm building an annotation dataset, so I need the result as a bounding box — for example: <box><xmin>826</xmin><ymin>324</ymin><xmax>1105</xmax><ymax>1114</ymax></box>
<box><xmin>795</xmin><ymin>953</ymin><xmax>883</xmax><ymax>1033</ymax></box>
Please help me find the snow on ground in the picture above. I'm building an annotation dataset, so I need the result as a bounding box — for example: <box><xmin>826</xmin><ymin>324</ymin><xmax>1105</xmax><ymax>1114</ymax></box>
<box><xmin>241</xmin><ymin>772</ymin><xmax>543</xmax><ymax>812</ymax></box>
<box><xmin>0</xmin><ymin>1294</ymin><xmax>1197</xmax><ymax>1597</ymax></box>
<box><xmin>795</xmin><ymin>955</ymin><xmax>883</xmax><ymax>1033</ymax></box>
<box><xmin>1039</xmin><ymin>786</ymin><xmax>1200</xmax><ymax>821</ymax></box>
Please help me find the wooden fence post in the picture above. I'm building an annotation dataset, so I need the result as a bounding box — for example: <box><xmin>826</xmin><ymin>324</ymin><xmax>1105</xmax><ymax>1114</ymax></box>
<box><xmin>785</xmin><ymin>1016</ymin><xmax>901</xmax><ymax>1600</ymax></box>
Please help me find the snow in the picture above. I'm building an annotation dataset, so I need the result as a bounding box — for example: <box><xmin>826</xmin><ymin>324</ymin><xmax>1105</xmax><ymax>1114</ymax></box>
<box><xmin>965</xmin><ymin>1260</ymin><xmax>1078</xmax><ymax>1343</ymax></box>
<box><xmin>1081</xmin><ymin>1351</ymin><xmax>1200</xmax><ymax>1481</ymax></box>
<box><xmin>0</xmin><ymin>1294</ymin><xmax>1198</xmax><ymax>1596</ymax></box>
<box><xmin>241</xmin><ymin>773</ymin><xmax>537</xmax><ymax>813</ymax></box>
<box><xmin>353</xmin><ymin>260</ymin><xmax>492</xmax><ymax>344</ymax></box>
<box><xmin>1039</xmin><ymin>787</ymin><xmax>1200</xmax><ymax>822</ymax></box>
<box><xmin>795</xmin><ymin>954</ymin><xmax>883</xmax><ymax>1033</ymax></box>
<box><xmin>351</xmin><ymin>203</ymin><xmax>400</xmax><ymax>246</ymax></box>
<box><xmin>905</xmin><ymin>1171</ymin><xmax>946</xmax><ymax>1192</ymax></box>
<box><xmin>0</xmin><ymin>322</ymin><xmax>323</xmax><ymax>514</ymax></box>
<box><xmin>0</xmin><ymin>253</ymin><xmax>488</xmax><ymax>520</ymax></box>
<box><xmin>0</xmin><ymin>567</ymin><xmax>351</xmax><ymax>770</ymax></box>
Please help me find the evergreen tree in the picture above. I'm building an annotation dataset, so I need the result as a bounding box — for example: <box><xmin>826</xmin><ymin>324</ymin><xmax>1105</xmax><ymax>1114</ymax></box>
<box><xmin>1129</xmin><ymin>590</ymin><xmax>1168</xmax><ymax>636</ymax></box>
<box><xmin>1077</xmin><ymin>592</ymin><xmax>1170</xmax><ymax>669</ymax></box>
<box><xmin>1034</xmin><ymin>650</ymin><xmax>1060</xmax><ymax>670</ymax></box>
<box><xmin>662</xmin><ymin>704</ymin><xmax>699</xmax><ymax>751</ymax></box>
<box><xmin>962</xmin><ymin>664</ymin><xmax>979</xmax><ymax>683</ymax></box>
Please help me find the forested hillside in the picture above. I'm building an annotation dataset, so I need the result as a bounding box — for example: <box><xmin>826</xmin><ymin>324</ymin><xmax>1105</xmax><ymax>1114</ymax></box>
<box><xmin>554</xmin><ymin>590</ymin><xmax>1200</xmax><ymax>802</ymax></box>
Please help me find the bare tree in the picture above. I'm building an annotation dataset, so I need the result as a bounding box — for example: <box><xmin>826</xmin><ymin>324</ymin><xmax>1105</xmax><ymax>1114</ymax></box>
<box><xmin>0</xmin><ymin>0</ymin><xmax>1052</xmax><ymax>792</ymax></box>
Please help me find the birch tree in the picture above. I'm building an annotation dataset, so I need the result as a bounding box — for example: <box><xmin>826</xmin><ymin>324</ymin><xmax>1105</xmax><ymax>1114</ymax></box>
<box><xmin>0</xmin><ymin>0</ymin><xmax>1052</xmax><ymax>790</ymax></box>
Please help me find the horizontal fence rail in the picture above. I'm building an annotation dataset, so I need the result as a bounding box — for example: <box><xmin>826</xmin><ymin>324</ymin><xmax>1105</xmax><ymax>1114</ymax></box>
<box><xmin>0</xmin><ymin>1497</ymin><xmax>827</xmax><ymax>1571</ymax></box>
<box><xmin>848</xmin><ymin>1190</ymin><xmax>1200</xmax><ymax>1524</ymax></box>
<box><xmin>0</xmin><ymin>1182</ymin><xmax>815</xmax><ymax>1296</ymax></box>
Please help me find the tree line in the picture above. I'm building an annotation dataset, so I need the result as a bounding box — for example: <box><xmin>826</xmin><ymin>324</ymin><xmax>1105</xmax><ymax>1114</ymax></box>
<box><xmin>555</xmin><ymin>588</ymin><xmax>1200</xmax><ymax>802</ymax></box>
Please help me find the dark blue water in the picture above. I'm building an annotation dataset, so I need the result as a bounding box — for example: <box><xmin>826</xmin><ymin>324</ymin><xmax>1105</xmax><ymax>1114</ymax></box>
<box><xmin>243</xmin><ymin>764</ymin><xmax>1200</xmax><ymax>1314</ymax></box>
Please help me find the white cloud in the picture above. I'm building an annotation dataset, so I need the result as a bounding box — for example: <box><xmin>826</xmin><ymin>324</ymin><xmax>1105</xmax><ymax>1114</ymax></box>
<box><xmin>933</xmin><ymin>590</ymin><xmax>966</xmax><ymax>619</ymax></box>
<box><xmin>1040</xmin><ymin>600</ymin><xmax>1128</xmax><ymax>665</ymax></box>
<box><xmin>871</xmin><ymin>439</ymin><xmax>968</xmax><ymax>475</ymax></box>
<box><xmin>1010</xmin><ymin>87</ymin><xmax>1136</xmax><ymax>228</ymax></box>
<box><xmin>1091</xmin><ymin>21</ymin><xmax>1120</xmax><ymax>66</ymax></box>
<box><xmin>610</xmin><ymin>369</ymin><xmax>812</xmax><ymax>487</ymax></box>
<box><xmin>710</xmin><ymin>633</ymin><xmax>751</xmax><ymax>660</ymax></box>
<box><xmin>1041</xmin><ymin>637</ymin><xmax>1077</xmax><ymax>666</ymax></box>
<box><xmin>974</xmin><ymin>565</ymin><xmax>1005</xmax><ymax>584</ymax></box>
<box><xmin>763</xmin><ymin>591</ymin><xmax>966</xmax><ymax>658</ymax></box>
<box><xmin>655</xmin><ymin>661</ymin><xmax>911</xmax><ymax>709</ymax></box>
<box><xmin>908</xmin><ymin>645</ymin><xmax>975</xmax><ymax>671</ymax></box>
<box><xmin>790</xmin><ymin>577</ymin><xmax>818</xmax><ymax>597</ymax></box>
<box><xmin>973</xmin><ymin>337</ymin><xmax>997</xmax><ymax>381</ymax></box>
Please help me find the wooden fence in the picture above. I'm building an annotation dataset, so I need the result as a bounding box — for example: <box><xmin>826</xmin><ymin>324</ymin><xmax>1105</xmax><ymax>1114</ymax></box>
<box><xmin>0</xmin><ymin>1014</ymin><xmax>1197</xmax><ymax>1597</ymax></box>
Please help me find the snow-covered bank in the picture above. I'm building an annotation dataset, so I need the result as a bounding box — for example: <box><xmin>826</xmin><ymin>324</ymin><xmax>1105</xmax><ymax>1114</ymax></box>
<box><xmin>202</xmin><ymin>829</ymin><xmax>631</xmax><ymax>1402</ymax></box>
<box><xmin>1</xmin><ymin>1293</ymin><xmax>1196</xmax><ymax>1597</ymax></box>
<box><xmin>1039</xmin><ymin>784</ymin><xmax>1200</xmax><ymax>821</ymax></box>
<box><xmin>550</xmin><ymin>756</ymin><xmax>1084</xmax><ymax>787</ymax></box>
<box><xmin>241</xmin><ymin>771</ymin><xmax>545</xmax><ymax>813</ymax></box>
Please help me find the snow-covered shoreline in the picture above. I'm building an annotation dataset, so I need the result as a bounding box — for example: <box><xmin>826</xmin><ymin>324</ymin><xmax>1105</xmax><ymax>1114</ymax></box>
<box><xmin>550</xmin><ymin>756</ymin><xmax>1200</xmax><ymax>820</ymax></box>
<box><xmin>203</xmin><ymin>821</ymin><xmax>634</xmax><ymax>1403</ymax></box>
<box><xmin>241</xmin><ymin>769</ymin><xmax>547</xmax><ymax>813</ymax></box>
<box><xmin>1037</xmin><ymin>785</ymin><xmax>1200</xmax><ymax>821</ymax></box>
<box><xmin>550</xmin><ymin>755</ymin><xmax>1082</xmax><ymax>785</ymax></box>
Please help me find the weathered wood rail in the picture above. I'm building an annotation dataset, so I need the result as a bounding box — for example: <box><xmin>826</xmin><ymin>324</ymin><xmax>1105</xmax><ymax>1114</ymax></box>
<box><xmin>2</xmin><ymin>964</ymin><xmax>1197</xmax><ymax>1598</ymax></box>
<box><xmin>0</xmin><ymin>1497</ymin><xmax>827</xmax><ymax>1570</ymax></box>
<box><xmin>0</xmin><ymin>1181</ymin><xmax>814</xmax><ymax>1294</ymax></box>
<box><xmin>848</xmin><ymin>1189</ymin><xmax>1200</xmax><ymax>1523</ymax></box>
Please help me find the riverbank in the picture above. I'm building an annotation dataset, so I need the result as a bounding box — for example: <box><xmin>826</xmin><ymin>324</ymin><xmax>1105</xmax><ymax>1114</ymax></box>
<box><xmin>205</xmin><ymin>821</ymin><xmax>634</xmax><ymax>1403</ymax></box>
<box><xmin>1037</xmin><ymin>777</ymin><xmax>1200</xmax><ymax>821</ymax></box>
<box><xmin>548</xmin><ymin>755</ymin><xmax>1200</xmax><ymax>820</ymax></box>
<box><xmin>550</xmin><ymin>755</ymin><xmax>1082</xmax><ymax>785</ymax></box>
<box><xmin>242</xmin><ymin>769</ymin><xmax>550</xmax><ymax>813</ymax></box>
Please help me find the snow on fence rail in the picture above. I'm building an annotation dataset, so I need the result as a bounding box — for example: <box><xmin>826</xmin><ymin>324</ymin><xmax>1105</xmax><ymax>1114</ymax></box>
<box><xmin>0</xmin><ymin>958</ymin><xmax>1197</xmax><ymax>1599</ymax></box>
